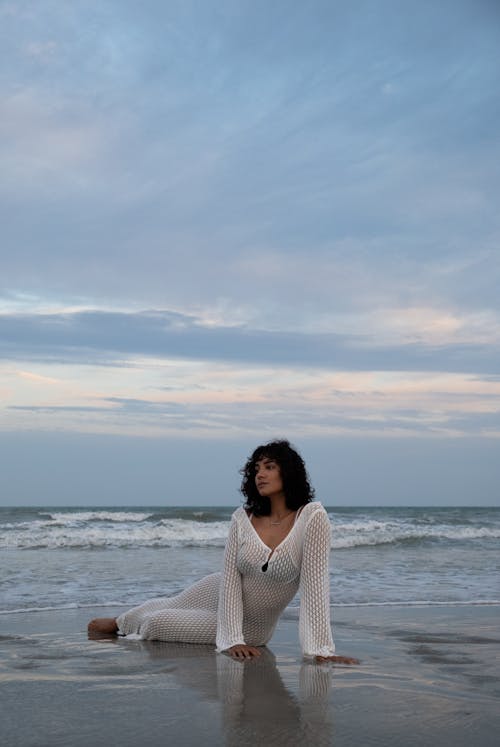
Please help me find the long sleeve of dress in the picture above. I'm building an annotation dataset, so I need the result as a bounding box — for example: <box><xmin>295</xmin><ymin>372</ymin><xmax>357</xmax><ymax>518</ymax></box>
<box><xmin>215</xmin><ymin>514</ymin><xmax>245</xmax><ymax>652</ymax></box>
<box><xmin>298</xmin><ymin>507</ymin><xmax>336</xmax><ymax>658</ymax></box>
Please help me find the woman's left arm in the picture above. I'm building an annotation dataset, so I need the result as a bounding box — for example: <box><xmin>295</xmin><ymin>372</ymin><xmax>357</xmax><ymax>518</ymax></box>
<box><xmin>299</xmin><ymin>506</ymin><xmax>359</xmax><ymax>664</ymax></box>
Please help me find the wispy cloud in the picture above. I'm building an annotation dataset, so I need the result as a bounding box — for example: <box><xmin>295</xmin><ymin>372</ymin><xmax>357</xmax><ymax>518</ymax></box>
<box><xmin>3</xmin><ymin>348</ymin><xmax>499</xmax><ymax>438</ymax></box>
<box><xmin>1</xmin><ymin>307</ymin><xmax>499</xmax><ymax>374</ymax></box>
<box><xmin>0</xmin><ymin>1</ymin><xmax>499</xmax><ymax>458</ymax></box>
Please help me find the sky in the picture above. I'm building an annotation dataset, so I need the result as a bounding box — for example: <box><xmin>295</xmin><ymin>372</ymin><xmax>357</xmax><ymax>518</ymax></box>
<box><xmin>1</xmin><ymin>0</ymin><xmax>499</xmax><ymax>506</ymax></box>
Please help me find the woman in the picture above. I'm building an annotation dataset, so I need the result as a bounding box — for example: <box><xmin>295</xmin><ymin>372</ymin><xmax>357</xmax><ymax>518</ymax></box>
<box><xmin>88</xmin><ymin>440</ymin><xmax>358</xmax><ymax>664</ymax></box>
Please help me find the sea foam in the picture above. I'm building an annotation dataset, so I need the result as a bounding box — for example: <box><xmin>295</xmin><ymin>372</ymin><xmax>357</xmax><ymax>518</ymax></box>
<box><xmin>2</xmin><ymin>511</ymin><xmax>499</xmax><ymax>549</ymax></box>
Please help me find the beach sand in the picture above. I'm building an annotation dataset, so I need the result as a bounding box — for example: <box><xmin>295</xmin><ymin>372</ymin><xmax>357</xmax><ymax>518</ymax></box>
<box><xmin>1</xmin><ymin>605</ymin><xmax>499</xmax><ymax>746</ymax></box>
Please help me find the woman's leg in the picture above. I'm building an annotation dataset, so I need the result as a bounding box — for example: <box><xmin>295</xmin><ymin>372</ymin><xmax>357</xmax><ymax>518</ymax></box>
<box><xmin>88</xmin><ymin>595</ymin><xmax>179</xmax><ymax>635</ymax></box>
<box><xmin>139</xmin><ymin>607</ymin><xmax>218</xmax><ymax>643</ymax></box>
<box><xmin>103</xmin><ymin>572</ymin><xmax>221</xmax><ymax>637</ymax></box>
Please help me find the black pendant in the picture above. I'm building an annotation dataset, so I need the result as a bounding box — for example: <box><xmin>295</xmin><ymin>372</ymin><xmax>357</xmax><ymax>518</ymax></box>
<box><xmin>261</xmin><ymin>561</ymin><xmax>268</xmax><ymax>572</ymax></box>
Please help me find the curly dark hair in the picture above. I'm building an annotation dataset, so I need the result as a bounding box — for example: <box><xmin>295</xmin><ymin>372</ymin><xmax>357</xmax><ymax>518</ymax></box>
<box><xmin>240</xmin><ymin>439</ymin><xmax>315</xmax><ymax>516</ymax></box>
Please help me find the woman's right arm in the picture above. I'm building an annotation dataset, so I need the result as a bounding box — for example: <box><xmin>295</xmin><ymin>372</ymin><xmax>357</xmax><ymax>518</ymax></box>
<box><xmin>215</xmin><ymin>514</ymin><xmax>247</xmax><ymax>654</ymax></box>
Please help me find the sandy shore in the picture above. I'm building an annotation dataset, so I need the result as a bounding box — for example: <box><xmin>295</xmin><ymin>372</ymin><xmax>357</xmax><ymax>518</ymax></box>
<box><xmin>1</xmin><ymin>605</ymin><xmax>499</xmax><ymax>746</ymax></box>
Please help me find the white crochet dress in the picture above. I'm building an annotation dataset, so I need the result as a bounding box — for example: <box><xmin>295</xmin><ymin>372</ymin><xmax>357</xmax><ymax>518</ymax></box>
<box><xmin>116</xmin><ymin>501</ymin><xmax>336</xmax><ymax>658</ymax></box>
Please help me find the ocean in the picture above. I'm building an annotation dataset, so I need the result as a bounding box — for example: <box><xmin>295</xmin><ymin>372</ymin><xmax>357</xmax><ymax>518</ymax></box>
<box><xmin>1</xmin><ymin>505</ymin><xmax>499</xmax><ymax>617</ymax></box>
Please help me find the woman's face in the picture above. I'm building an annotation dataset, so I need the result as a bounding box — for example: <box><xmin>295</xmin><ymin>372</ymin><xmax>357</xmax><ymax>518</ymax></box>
<box><xmin>254</xmin><ymin>457</ymin><xmax>284</xmax><ymax>500</ymax></box>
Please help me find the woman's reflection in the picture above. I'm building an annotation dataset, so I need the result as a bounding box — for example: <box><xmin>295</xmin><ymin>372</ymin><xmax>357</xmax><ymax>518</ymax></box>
<box><xmin>133</xmin><ymin>640</ymin><xmax>334</xmax><ymax>746</ymax></box>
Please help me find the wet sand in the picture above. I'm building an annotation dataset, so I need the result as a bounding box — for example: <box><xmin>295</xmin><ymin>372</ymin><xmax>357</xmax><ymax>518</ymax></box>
<box><xmin>1</xmin><ymin>605</ymin><xmax>499</xmax><ymax>746</ymax></box>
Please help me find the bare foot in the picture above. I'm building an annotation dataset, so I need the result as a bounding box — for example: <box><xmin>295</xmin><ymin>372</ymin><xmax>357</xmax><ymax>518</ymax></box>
<box><xmin>87</xmin><ymin>617</ymin><xmax>118</xmax><ymax>635</ymax></box>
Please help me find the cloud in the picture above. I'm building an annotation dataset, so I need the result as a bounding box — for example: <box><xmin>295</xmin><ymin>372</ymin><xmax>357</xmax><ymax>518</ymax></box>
<box><xmin>7</xmin><ymin>392</ymin><xmax>498</xmax><ymax>440</ymax></box>
<box><xmin>17</xmin><ymin>370</ymin><xmax>61</xmax><ymax>384</ymax></box>
<box><xmin>0</xmin><ymin>1</ymin><xmax>499</xmax><ymax>453</ymax></box>
<box><xmin>3</xmin><ymin>354</ymin><xmax>499</xmax><ymax>439</ymax></box>
<box><xmin>1</xmin><ymin>307</ymin><xmax>499</xmax><ymax>375</ymax></box>
<box><xmin>9</xmin><ymin>404</ymin><xmax>105</xmax><ymax>413</ymax></box>
<box><xmin>1</xmin><ymin>1</ymin><xmax>498</xmax><ymax>322</ymax></box>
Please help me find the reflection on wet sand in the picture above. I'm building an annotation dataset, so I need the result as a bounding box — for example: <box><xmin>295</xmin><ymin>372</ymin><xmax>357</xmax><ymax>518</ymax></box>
<box><xmin>136</xmin><ymin>640</ymin><xmax>333</xmax><ymax>746</ymax></box>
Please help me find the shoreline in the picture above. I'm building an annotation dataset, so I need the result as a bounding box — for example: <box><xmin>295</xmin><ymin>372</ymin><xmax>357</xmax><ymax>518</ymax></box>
<box><xmin>2</xmin><ymin>598</ymin><xmax>500</xmax><ymax>618</ymax></box>
<box><xmin>1</xmin><ymin>605</ymin><xmax>499</xmax><ymax>746</ymax></box>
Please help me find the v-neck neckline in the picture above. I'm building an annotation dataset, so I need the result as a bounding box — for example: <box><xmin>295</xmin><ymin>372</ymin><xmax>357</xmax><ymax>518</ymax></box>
<box><xmin>243</xmin><ymin>505</ymin><xmax>305</xmax><ymax>553</ymax></box>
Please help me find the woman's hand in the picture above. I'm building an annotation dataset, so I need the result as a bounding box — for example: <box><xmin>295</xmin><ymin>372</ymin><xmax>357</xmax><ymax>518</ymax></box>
<box><xmin>227</xmin><ymin>644</ymin><xmax>262</xmax><ymax>660</ymax></box>
<box><xmin>315</xmin><ymin>654</ymin><xmax>360</xmax><ymax>664</ymax></box>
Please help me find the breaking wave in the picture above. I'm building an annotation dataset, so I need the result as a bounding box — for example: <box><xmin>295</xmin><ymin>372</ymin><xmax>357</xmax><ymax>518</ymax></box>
<box><xmin>1</xmin><ymin>508</ymin><xmax>498</xmax><ymax>549</ymax></box>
